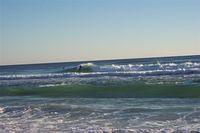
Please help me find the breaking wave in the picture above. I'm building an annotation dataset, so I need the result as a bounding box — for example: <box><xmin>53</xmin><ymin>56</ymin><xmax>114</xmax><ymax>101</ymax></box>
<box><xmin>0</xmin><ymin>62</ymin><xmax>200</xmax><ymax>80</ymax></box>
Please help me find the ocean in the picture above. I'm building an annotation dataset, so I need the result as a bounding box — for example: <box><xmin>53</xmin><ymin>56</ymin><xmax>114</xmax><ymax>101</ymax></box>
<box><xmin>0</xmin><ymin>55</ymin><xmax>200</xmax><ymax>132</ymax></box>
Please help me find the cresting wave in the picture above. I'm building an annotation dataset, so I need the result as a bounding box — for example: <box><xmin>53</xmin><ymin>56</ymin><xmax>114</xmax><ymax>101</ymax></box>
<box><xmin>0</xmin><ymin>62</ymin><xmax>200</xmax><ymax>80</ymax></box>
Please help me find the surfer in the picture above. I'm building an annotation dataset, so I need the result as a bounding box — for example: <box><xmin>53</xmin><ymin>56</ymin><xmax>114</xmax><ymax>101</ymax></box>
<box><xmin>77</xmin><ymin>65</ymin><xmax>82</xmax><ymax>71</ymax></box>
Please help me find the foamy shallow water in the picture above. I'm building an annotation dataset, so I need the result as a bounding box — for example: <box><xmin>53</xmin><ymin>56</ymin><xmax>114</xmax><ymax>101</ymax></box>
<box><xmin>0</xmin><ymin>97</ymin><xmax>200</xmax><ymax>132</ymax></box>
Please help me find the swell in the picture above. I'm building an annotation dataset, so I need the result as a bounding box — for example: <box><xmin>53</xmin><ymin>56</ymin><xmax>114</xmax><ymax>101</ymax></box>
<box><xmin>0</xmin><ymin>84</ymin><xmax>200</xmax><ymax>98</ymax></box>
<box><xmin>1</xmin><ymin>61</ymin><xmax>200</xmax><ymax>80</ymax></box>
<box><xmin>1</xmin><ymin>69</ymin><xmax>200</xmax><ymax>80</ymax></box>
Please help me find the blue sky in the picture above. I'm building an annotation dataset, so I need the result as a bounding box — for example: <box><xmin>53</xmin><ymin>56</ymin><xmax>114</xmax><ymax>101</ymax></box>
<box><xmin>1</xmin><ymin>0</ymin><xmax>200</xmax><ymax>65</ymax></box>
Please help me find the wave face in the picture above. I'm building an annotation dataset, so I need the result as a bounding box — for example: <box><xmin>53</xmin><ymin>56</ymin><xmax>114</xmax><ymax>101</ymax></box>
<box><xmin>0</xmin><ymin>55</ymin><xmax>200</xmax><ymax>88</ymax></box>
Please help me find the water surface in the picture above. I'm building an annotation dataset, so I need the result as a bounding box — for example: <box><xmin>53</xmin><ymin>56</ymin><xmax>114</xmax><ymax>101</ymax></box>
<box><xmin>0</xmin><ymin>55</ymin><xmax>200</xmax><ymax>132</ymax></box>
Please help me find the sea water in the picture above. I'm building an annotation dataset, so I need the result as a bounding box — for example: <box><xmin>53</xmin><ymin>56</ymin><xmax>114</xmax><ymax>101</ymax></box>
<box><xmin>0</xmin><ymin>55</ymin><xmax>200</xmax><ymax>132</ymax></box>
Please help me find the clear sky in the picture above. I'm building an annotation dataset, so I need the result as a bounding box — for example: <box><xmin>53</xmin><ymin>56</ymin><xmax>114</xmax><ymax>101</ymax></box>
<box><xmin>0</xmin><ymin>0</ymin><xmax>200</xmax><ymax>65</ymax></box>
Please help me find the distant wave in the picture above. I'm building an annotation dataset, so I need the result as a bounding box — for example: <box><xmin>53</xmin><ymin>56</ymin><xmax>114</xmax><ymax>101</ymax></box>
<box><xmin>0</xmin><ymin>66</ymin><xmax>200</xmax><ymax>80</ymax></box>
<box><xmin>61</xmin><ymin>61</ymin><xmax>200</xmax><ymax>72</ymax></box>
<box><xmin>0</xmin><ymin>70</ymin><xmax>200</xmax><ymax>80</ymax></box>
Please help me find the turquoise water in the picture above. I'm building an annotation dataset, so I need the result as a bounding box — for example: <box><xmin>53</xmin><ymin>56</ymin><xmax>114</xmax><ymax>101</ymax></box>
<box><xmin>0</xmin><ymin>55</ymin><xmax>200</xmax><ymax>132</ymax></box>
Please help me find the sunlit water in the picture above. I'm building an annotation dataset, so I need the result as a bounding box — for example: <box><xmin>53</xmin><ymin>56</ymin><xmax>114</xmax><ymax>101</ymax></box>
<box><xmin>0</xmin><ymin>97</ymin><xmax>200</xmax><ymax>132</ymax></box>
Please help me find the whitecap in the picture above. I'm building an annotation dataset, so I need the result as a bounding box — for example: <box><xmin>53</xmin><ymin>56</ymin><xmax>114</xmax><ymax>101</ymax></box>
<box><xmin>0</xmin><ymin>107</ymin><xmax>5</xmax><ymax>113</ymax></box>
<box><xmin>80</xmin><ymin>62</ymin><xmax>95</xmax><ymax>67</ymax></box>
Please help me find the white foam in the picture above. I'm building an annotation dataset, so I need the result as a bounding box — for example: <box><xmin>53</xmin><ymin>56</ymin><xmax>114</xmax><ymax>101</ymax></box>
<box><xmin>39</xmin><ymin>82</ymin><xmax>66</xmax><ymax>87</ymax></box>
<box><xmin>0</xmin><ymin>107</ymin><xmax>5</xmax><ymax>113</ymax></box>
<box><xmin>80</xmin><ymin>62</ymin><xmax>95</xmax><ymax>67</ymax></box>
